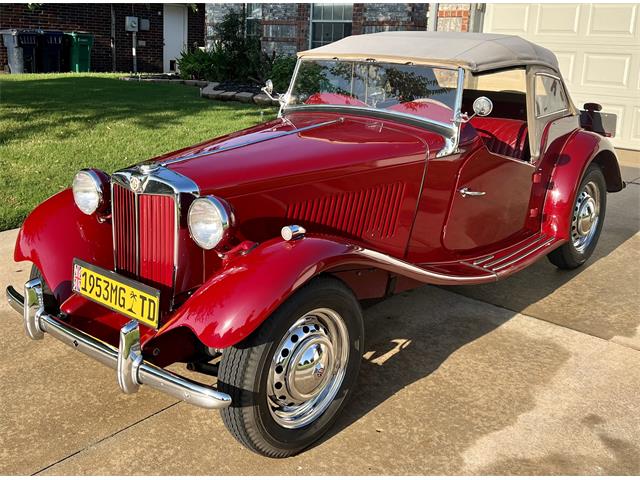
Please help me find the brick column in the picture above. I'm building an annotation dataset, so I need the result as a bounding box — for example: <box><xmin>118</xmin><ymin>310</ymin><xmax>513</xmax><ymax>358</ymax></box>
<box><xmin>296</xmin><ymin>3</ymin><xmax>310</xmax><ymax>50</ymax></box>
<box><xmin>352</xmin><ymin>3</ymin><xmax>365</xmax><ymax>35</ymax></box>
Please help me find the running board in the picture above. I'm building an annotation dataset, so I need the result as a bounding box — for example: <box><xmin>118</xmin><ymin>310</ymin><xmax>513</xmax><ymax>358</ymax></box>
<box><xmin>417</xmin><ymin>234</ymin><xmax>559</xmax><ymax>283</ymax></box>
<box><xmin>470</xmin><ymin>234</ymin><xmax>557</xmax><ymax>272</ymax></box>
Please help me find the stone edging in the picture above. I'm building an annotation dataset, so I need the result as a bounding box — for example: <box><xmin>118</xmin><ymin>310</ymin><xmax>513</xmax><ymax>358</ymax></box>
<box><xmin>119</xmin><ymin>76</ymin><xmax>278</xmax><ymax>106</ymax></box>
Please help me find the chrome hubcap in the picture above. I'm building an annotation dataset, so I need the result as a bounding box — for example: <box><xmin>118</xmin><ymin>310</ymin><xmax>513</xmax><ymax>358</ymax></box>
<box><xmin>571</xmin><ymin>181</ymin><xmax>600</xmax><ymax>253</ymax></box>
<box><xmin>267</xmin><ymin>308</ymin><xmax>349</xmax><ymax>429</ymax></box>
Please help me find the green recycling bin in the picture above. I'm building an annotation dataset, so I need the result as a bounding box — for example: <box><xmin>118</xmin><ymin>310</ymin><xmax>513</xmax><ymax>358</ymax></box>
<box><xmin>64</xmin><ymin>32</ymin><xmax>93</xmax><ymax>72</ymax></box>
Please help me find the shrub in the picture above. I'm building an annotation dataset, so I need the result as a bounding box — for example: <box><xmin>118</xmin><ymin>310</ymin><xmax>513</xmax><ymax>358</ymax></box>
<box><xmin>177</xmin><ymin>11</ymin><xmax>296</xmax><ymax>88</ymax></box>
<box><xmin>270</xmin><ymin>56</ymin><xmax>297</xmax><ymax>93</ymax></box>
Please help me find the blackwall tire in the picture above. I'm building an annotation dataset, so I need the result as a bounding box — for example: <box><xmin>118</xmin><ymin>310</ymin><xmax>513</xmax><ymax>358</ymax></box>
<box><xmin>547</xmin><ymin>162</ymin><xmax>607</xmax><ymax>270</ymax></box>
<box><xmin>217</xmin><ymin>276</ymin><xmax>364</xmax><ymax>458</ymax></box>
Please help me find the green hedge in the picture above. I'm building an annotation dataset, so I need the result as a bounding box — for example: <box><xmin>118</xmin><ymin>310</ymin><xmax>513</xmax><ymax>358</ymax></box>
<box><xmin>178</xmin><ymin>11</ymin><xmax>296</xmax><ymax>92</ymax></box>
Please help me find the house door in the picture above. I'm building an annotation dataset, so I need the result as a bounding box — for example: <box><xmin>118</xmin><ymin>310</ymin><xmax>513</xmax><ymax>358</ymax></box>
<box><xmin>163</xmin><ymin>4</ymin><xmax>188</xmax><ymax>73</ymax></box>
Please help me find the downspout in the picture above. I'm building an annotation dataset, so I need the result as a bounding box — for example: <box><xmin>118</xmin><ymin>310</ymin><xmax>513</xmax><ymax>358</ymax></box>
<box><xmin>427</xmin><ymin>3</ymin><xmax>438</xmax><ymax>31</ymax></box>
<box><xmin>110</xmin><ymin>4</ymin><xmax>117</xmax><ymax>71</ymax></box>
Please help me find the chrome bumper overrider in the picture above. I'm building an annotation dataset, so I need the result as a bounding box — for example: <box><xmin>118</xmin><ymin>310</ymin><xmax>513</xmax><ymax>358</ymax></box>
<box><xmin>6</xmin><ymin>279</ymin><xmax>231</xmax><ymax>410</ymax></box>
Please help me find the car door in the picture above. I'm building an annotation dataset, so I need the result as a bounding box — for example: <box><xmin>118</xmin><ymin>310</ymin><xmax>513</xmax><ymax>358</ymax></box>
<box><xmin>442</xmin><ymin>143</ymin><xmax>536</xmax><ymax>252</ymax></box>
<box><xmin>440</xmin><ymin>67</ymin><xmax>545</xmax><ymax>254</ymax></box>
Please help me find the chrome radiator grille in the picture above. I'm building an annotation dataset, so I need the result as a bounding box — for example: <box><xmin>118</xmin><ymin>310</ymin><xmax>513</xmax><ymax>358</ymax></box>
<box><xmin>112</xmin><ymin>183</ymin><xmax>176</xmax><ymax>290</ymax></box>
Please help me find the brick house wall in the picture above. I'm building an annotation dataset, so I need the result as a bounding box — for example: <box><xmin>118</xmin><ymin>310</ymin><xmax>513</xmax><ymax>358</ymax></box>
<box><xmin>0</xmin><ymin>3</ymin><xmax>205</xmax><ymax>73</ymax></box>
<box><xmin>437</xmin><ymin>3</ymin><xmax>471</xmax><ymax>32</ymax></box>
<box><xmin>206</xmin><ymin>3</ymin><xmax>472</xmax><ymax>57</ymax></box>
<box><xmin>358</xmin><ymin>3</ymin><xmax>427</xmax><ymax>33</ymax></box>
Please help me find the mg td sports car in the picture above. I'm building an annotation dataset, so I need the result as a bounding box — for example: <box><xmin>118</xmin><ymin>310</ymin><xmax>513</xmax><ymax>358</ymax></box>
<box><xmin>7</xmin><ymin>32</ymin><xmax>624</xmax><ymax>457</ymax></box>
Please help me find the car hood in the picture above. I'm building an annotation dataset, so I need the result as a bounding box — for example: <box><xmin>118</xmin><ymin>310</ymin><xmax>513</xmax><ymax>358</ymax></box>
<box><xmin>150</xmin><ymin>111</ymin><xmax>445</xmax><ymax>198</ymax></box>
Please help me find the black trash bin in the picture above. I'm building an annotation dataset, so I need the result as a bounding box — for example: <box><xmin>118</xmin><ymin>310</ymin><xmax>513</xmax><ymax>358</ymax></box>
<box><xmin>0</xmin><ymin>29</ymin><xmax>39</xmax><ymax>73</ymax></box>
<box><xmin>37</xmin><ymin>30</ymin><xmax>64</xmax><ymax>72</ymax></box>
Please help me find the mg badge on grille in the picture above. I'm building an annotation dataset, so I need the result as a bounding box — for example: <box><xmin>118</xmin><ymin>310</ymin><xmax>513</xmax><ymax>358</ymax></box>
<box><xmin>129</xmin><ymin>176</ymin><xmax>143</xmax><ymax>193</ymax></box>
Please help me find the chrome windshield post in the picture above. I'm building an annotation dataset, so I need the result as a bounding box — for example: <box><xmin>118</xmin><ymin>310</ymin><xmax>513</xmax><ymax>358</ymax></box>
<box><xmin>437</xmin><ymin>67</ymin><xmax>465</xmax><ymax>158</ymax></box>
<box><xmin>279</xmin><ymin>57</ymin><xmax>302</xmax><ymax>118</ymax></box>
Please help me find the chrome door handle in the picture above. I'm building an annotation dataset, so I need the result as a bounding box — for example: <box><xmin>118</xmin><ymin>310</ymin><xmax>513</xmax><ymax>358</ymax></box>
<box><xmin>459</xmin><ymin>187</ymin><xmax>486</xmax><ymax>198</ymax></box>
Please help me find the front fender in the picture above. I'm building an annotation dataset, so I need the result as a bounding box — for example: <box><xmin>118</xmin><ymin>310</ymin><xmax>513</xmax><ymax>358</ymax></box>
<box><xmin>159</xmin><ymin>235</ymin><xmax>497</xmax><ymax>349</ymax></box>
<box><xmin>542</xmin><ymin>130</ymin><xmax>622</xmax><ymax>240</ymax></box>
<box><xmin>14</xmin><ymin>189</ymin><xmax>113</xmax><ymax>303</ymax></box>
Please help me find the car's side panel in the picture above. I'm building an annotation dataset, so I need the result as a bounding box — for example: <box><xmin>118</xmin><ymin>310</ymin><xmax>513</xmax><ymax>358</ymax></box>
<box><xmin>542</xmin><ymin>130</ymin><xmax>622</xmax><ymax>240</ymax></box>
<box><xmin>158</xmin><ymin>235</ymin><xmax>497</xmax><ymax>349</ymax></box>
<box><xmin>225</xmin><ymin>162</ymin><xmax>426</xmax><ymax>260</ymax></box>
<box><xmin>13</xmin><ymin>189</ymin><xmax>114</xmax><ymax>303</ymax></box>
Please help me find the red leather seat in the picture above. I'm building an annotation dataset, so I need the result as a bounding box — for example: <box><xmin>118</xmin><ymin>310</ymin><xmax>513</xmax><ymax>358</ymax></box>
<box><xmin>470</xmin><ymin>117</ymin><xmax>529</xmax><ymax>161</ymax></box>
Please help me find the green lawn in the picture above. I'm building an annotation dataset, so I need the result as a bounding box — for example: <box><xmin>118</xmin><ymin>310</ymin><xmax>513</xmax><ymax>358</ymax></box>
<box><xmin>0</xmin><ymin>73</ymin><xmax>276</xmax><ymax>231</ymax></box>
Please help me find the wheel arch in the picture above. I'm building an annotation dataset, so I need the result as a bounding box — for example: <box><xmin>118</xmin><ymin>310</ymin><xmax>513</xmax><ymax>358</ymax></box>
<box><xmin>13</xmin><ymin>189</ymin><xmax>114</xmax><ymax>304</ymax></box>
<box><xmin>542</xmin><ymin>130</ymin><xmax>622</xmax><ymax>241</ymax></box>
<box><xmin>591</xmin><ymin>148</ymin><xmax>624</xmax><ymax>193</ymax></box>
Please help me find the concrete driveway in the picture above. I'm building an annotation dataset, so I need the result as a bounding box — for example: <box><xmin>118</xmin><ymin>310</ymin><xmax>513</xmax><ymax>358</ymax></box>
<box><xmin>1</xmin><ymin>154</ymin><xmax>638</xmax><ymax>475</ymax></box>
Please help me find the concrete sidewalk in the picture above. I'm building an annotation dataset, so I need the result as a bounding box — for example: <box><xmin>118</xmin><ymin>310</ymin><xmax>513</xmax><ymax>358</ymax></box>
<box><xmin>0</xmin><ymin>160</ymin><xmax>638</xmax><ymax>475</ymax></box>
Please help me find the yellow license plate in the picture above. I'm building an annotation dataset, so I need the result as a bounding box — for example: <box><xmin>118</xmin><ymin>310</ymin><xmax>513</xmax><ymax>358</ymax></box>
<box><xmin>72</xmin><ymin>259</ymin><xmax>160</xmax><ymax>328</ymax></box>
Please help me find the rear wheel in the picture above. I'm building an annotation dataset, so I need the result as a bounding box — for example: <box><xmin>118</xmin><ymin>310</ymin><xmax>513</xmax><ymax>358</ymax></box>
<box><xmin>547</xmin><ymin>163</ymin><xmax>607</xmax><ymax>270</ymax></box>
<box><xmin>217</xmin><ymin>277</ymin><xmax>364</xmax><ymax>457</ymax></box>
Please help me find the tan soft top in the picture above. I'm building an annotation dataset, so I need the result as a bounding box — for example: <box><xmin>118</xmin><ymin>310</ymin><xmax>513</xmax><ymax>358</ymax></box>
<box><xmin>298</xmin><ymin>31</ymin><xmax>559</xmax><ymax>73</ymax></box>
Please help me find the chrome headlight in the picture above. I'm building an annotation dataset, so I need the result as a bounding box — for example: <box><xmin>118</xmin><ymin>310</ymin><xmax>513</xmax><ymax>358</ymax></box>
<box><xmin>72</xmin><ymin>169</ymin><xmax>109</xmax><ymax>215</ymax></box>
<box><xmin>188</xmin><ymin>196</ymin><xmax>233</xmax><ymax>250</ymax></box>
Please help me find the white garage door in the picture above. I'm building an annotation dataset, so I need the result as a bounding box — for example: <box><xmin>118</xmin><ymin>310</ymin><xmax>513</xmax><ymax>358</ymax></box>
<box><xmin>484</xmin><ymin>3</ymin><xmax>640</xmax><ymax>150</ymax></box>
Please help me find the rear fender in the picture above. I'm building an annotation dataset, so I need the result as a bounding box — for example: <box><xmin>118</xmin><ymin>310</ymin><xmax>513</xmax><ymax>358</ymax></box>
<box><xmin>14</xmin><ymin>189</ymin><xmax>114</xmax><ymax>303</ymax></box>
<box><xmin>542</xmin><ymin>131</ymin><xmax>623</xmax><ymax>240</ymax></box>
<box><xmin>159</xmin><ymin>235</ymin><xmax>497</xmax><ymax>349</ymax></box>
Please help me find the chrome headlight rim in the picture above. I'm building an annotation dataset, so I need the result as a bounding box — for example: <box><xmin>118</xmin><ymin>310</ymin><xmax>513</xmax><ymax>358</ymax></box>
<box><xmin>187</xmin><ymin>195</ymin><xmax>234</xmax><ymax>250</ymax></box>
<box><xmin>72</xmin><ymin>168</ymin><xmax>109</xmax><ymax>215</ymax></box>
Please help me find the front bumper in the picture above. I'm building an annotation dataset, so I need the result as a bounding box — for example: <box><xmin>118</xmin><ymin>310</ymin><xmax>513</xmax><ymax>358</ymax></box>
<box><xmin>6</xmin><ymin>279</ymin><xmax>231</xmax><ymax>410</ymax></box>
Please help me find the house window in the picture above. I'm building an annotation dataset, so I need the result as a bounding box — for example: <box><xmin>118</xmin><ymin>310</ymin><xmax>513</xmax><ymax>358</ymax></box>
<box><xmin>245</xmin><ymin>3</ymin><xmax>261</xmax><ymax>37</ymax></box>
<box><xmin>311</xmin><ymin>3</ymin><xmax>353</xmax><ymax>48</ymax></box>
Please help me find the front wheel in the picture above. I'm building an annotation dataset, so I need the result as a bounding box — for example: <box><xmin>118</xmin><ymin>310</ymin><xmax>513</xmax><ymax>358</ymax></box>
<box><xmin>217</xmin><ymin>277</ymin><xmax>364</xmax><ymax>457</ymax></box>
<box><xmin>547</xmin><ymin>162</ymin><xmax>607</xmax><ymax>269</ymax></box>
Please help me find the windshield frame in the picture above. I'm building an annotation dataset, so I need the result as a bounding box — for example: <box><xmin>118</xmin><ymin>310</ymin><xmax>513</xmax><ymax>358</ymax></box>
<box><xmin>281</xmin><ymin>57</ymin><xmax>465</xmax><ymax>153</ymax></box>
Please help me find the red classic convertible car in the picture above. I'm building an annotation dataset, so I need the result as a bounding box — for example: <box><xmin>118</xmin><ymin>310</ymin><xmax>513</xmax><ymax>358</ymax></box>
<box><xmin>7</xmin><ymin>32</ymin><xmax>624</xmax><ymax>457</ymax></box>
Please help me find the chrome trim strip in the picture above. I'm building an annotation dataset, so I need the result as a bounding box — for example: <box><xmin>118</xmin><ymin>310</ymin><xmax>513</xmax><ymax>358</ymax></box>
<box><xmin>157</xmin><ymin>118</ymin><xmax>343</xmax><ymax>167</ymax></box>
<box><xmin>110</xmin><ymin>181</ymin><xmax>117</xmax><ymax>274</ymax></box>
<box><xmin>460</xmin><ymin>261</ymin><xmax>497</xmax><ymax>275</ymax></box>
<box><xmin>6</xmin><ymin>282</ymin><xmax>231</xmax><ymax>410</ymax></box>
<box><xmin>134</xmin><ymin>189</ymin><xmax>140</xmax><ymax>276</ymax></box>
<box><xmin>351</xmin><ymin>245</ymin><xmax>497</xmax><ymax>285</ymax></box>
<box><xmin>493</xmin><ymin>237</ymin><xmax>556</xmax><ymax>272</ymax></box>
<box><xmin>473</xmin><ymin>255</ymin><xmax>494</xmax><ymax>265</ymax></box>
<box><xmin>483</xmin><ymin>234</ymin><xmax>549</xmax><ymax>269</ymax></box>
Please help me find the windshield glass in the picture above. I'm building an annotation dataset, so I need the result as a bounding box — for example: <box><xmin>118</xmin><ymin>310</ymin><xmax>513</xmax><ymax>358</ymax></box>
<box><xmin>286</xmin><ymin>59</ymin><xmax>460</xmax><ymax>125</ymax></box>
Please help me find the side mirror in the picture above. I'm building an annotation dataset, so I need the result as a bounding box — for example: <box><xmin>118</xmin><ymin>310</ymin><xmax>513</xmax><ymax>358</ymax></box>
<box><xmin>261</xmin><ymin>79</ymin><xmax>286</xmax><ymax>106</ymax></box>
<box><xmin>473</xmin><ymin>96</ymin><xmax>493</xmax><ymax>117</ymax></box>
<box><xmin>263</xmin><ymin>79</ymin><xmax>274</xmax><ymax>96</ymax></box>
